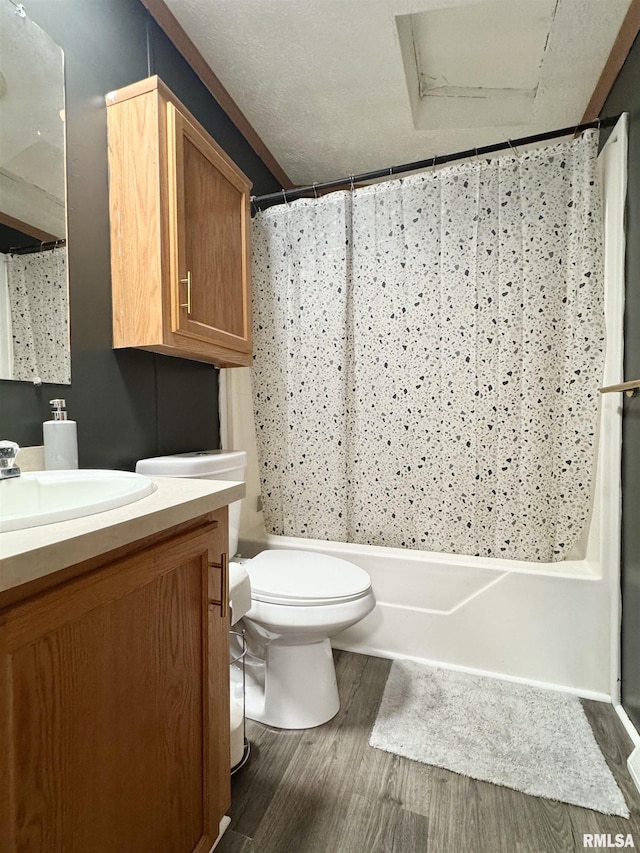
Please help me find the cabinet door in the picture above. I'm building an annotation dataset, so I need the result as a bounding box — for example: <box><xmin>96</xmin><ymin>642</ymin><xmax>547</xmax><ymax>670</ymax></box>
<box><xmin>168</xmin><ymin>104</ymin><xmax>252</xmax><ymax>357</ymax></box>
<box><xmin>0</xmin><ymin>522</ymin><xmax>229</xmax><ymax>853</ymax></box>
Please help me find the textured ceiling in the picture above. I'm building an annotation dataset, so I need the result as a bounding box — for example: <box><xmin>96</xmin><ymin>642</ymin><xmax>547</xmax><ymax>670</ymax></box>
<box><xmin>162</xmin><ymin>0</ymin><xmax>632</xmax><ymax>186</ymax></box>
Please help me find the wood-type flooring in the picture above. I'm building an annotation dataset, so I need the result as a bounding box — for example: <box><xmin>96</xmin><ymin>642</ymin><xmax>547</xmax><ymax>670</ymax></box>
<box><xmin>218</xmin><ymin>650</ymin><xmax>640</xmax><ymax>853</ymax></box>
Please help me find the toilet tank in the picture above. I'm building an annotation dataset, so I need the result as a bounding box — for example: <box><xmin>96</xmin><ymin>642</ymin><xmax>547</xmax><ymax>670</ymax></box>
<box><xmin>135</xmin><ymin>450</ymin><xmax>247</xmax><ymax>557</ymax></box>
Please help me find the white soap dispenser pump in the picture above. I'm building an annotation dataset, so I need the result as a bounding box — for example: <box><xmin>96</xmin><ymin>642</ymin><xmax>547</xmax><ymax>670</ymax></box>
<box><xmin>44</xmin><ymin>398</ymin><xmax>78</xmax><ymax>470</ymax></box>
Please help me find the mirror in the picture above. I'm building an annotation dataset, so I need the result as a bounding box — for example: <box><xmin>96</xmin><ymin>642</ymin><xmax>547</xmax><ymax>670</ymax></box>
<box><xmin>0</xmin><ymin>0</ymin><xmax>69</xmax><ymax>384</ymax></box>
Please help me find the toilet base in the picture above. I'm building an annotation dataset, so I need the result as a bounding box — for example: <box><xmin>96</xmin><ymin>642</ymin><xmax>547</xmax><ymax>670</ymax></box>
<box><xmin>245</xmin><ymin>638</ymin><xmax>340</xmax><ymax>729</ymax></box>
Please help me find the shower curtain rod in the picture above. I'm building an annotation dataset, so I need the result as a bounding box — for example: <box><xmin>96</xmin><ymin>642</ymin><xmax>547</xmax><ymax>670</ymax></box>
<box><xmin>8</xmin><ymin>239</ymin><xmax>66</xmax><ymax>256</ymax></box>
<box><xmin>252</xmin><ymin>114</ymin><xmax>621</xmax><ymax>209</ymax></box>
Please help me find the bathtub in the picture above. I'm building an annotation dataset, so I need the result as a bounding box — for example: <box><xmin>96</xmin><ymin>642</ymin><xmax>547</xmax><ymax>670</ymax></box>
<box><xmin>240</xmin><ymin>518</ymin><xmax>614</xmax><ymax>700</ymax></box>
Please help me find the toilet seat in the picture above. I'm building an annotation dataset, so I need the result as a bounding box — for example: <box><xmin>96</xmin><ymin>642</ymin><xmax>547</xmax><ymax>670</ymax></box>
<box><xmin>247</xmin><ymin>549</ymin><xmax>372</xmax><ymax>607</ymax></box>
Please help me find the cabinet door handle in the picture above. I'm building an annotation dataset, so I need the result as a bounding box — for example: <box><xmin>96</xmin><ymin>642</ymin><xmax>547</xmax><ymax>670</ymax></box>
<box><xmin>209</xmin><ymin>551</ymin><xmax>228</xmax><ymax>618</ymax></box>
<box><xmin>179</xmin><ymin>270</ymin><xmax>192</xmax><ymax>315</ymax></box>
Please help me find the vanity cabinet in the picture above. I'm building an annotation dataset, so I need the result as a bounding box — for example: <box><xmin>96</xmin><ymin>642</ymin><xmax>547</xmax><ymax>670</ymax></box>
<box><xmin>0</xmin><ymin>510</ymin><xmax>230</xmax><ymax>853</ymax></box>
<box><xmin>106</xmin><ymin>76</ymin><xmax>252</xmax><ymax>368</ymax></box>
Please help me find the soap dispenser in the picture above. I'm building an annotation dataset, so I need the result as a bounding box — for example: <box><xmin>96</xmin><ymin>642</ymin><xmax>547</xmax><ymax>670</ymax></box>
<box><xmin>44</xmin><ymin>399</ymin><xmax>78</xmax><ymax>470</ymax></box>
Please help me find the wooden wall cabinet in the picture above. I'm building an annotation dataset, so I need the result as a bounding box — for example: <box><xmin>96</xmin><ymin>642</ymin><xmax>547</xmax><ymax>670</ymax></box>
<box><xmin>0</xmin><ymin>511</ymin><xmax>230</xmax><ymax>853</ymax></box>
<box><xmin>107</xmin><ymin>76</ymin><xmax>253</xmax><ymax>368</ymax></box>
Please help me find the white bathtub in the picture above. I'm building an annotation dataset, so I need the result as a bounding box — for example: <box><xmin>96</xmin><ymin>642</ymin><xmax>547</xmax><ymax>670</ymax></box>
<box><xmin>239</xmin><ymin>523</ymin><xmax>613</xmax><ymax>699</ymax></box>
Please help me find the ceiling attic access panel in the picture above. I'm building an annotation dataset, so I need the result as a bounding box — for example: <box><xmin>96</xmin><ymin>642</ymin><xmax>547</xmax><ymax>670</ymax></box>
<box><xmin>107</xmin><ymin>76</ymin><xmax>253</xmax><ymax>368</ymax></box>
<box><xmin>396</xmin><ymin>0</ymin><xmax>558</xmax><ymax>130</ymax></box>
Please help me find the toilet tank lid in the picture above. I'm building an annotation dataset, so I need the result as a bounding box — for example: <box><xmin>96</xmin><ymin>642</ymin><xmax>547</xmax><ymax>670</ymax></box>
<box><xmin>247</xmin><ymin>549</ymin><xmax>372</xmax><ymax>604</ymax></box>
<box><xmin>136</xmin><ymin>450</ymin><xmax>247</xmax><ymax>477</ymax></box>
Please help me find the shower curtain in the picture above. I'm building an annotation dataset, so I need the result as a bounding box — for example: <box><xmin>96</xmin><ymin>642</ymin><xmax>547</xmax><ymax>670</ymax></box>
<box><xmin>251</xmin><ymin>131</ymin><xmax>604</xmax><ymax>562</ymax></box>
<box><xmin>6</xmin><ymin>246</ymin><xmax>69</xmax><ymax>383</ymax></box>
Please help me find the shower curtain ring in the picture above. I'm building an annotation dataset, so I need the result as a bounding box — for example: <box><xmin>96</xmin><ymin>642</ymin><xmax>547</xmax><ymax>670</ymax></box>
<box><xmin>507</xmin><ymin>139</ymin><xmax>520</xmax><ymax>157</ymax></box>
<box><xmin>349</xmin><ymin>174</ymin><xmax>355</xmax><ymax>192</ymax></box>
<box><xmin>312</xmin><ymin>182</ymin><xmax>318</xmax><ymax>200</ymax></box>
<box><xmin>431</xmin><ymin>155</ymin><xmax>437</xmax><ymax>173</ymax></box>
<box><xmin>282</xmin><ymin>189</ymin><xmax>289</xmax><ymax>206</ymax></box>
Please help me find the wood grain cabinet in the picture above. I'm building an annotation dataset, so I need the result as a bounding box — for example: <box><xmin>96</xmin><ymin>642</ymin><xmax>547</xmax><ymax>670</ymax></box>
<box><xmin>0</xmin><ymin>511</ymin><xmax>230</xmax><ymax>853</ymax></box>
<box><xmin>106</xmin><ymin>76</ymin><xmax>252</xmax><ymax>367</ymax></box>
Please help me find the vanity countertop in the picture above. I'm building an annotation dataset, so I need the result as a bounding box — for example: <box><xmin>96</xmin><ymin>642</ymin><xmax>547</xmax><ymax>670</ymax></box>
<box><xmin>0</xmin><ymin>476</ymin><xmax>244</xmax><ymax>596</ymax></box>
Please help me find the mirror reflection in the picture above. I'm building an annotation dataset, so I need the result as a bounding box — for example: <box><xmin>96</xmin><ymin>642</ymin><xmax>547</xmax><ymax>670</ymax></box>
<box><xmin>0</xmin><ymin>0</ymin><xmax>69</xmax><ymax>384</ymax></box>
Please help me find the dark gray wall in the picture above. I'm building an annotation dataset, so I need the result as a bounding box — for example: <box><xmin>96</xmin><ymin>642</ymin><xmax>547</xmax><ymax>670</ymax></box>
<box><xmin>0</xmin><ymin>0</ymin><xmax>280</xmax><ymax>470</ymax></box>
<box><xmin>603</xmin><ymin>35</ymin><xmax>640</xmax><ymax>731</ymax></box>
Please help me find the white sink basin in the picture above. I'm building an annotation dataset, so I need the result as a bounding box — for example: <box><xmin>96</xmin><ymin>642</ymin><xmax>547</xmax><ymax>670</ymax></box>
<box><xmin>0</xmin><ymin>469</ymin><xmax>157</xmax><ymax>533</ymax></box>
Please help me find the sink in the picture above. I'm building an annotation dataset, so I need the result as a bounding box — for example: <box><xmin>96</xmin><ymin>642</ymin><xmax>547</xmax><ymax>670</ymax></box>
<box><xmin>0</xmin><ymin>469</ymin><xmax>157</xmax><ymax>533</ymax></box>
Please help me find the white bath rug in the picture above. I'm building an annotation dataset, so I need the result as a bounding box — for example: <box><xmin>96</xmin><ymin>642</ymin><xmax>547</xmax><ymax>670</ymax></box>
<box><xmin>369</xmin><ymin>660</ymin><xmax>629</xmax><ymax>817</ymax></box>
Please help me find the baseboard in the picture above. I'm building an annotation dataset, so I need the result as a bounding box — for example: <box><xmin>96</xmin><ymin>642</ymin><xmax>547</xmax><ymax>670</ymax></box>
<box><xmin>332</xmin><ymin>640</ymin><xmax>612</xmax><ymax>703</ymax></box>
<box><xmin>612</xmin><ymin>704</ymin><xmax>640</xmax><ymax>797</ymax></box>
<box><xmin>209</xmin><ymin>816</ymin><xmax>231</xmax><ymax>852</ymax></box>
<box><xmin>628</xmin><ymin>747</ymin><xmax>640</xmax><ymax>797</ymax></box>
<box><xmin>614</xmin><ymin>703</ymin><xmax>640</xmax><ymax>748</ymax></box>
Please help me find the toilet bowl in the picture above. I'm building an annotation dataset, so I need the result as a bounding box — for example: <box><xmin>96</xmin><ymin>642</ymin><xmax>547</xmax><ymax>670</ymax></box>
<box><xmin>135</xmin><ymin>451</ymin><xmax>376</xmax><ymax>730</ymax></box>
<box><xmin>239</xmin><ymin>549</ymin><xmax>375</xmax><ymax>729</ymax></box>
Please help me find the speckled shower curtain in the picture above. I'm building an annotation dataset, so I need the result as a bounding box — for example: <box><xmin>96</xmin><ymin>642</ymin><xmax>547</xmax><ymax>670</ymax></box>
<box><xmin>251</xmin><ymin>131</ymin><xmax>604</xmax><ymax>562</ymax></box>
<box><xmin>6</xmin><ymin>246</ymin><xmax>69</xmax><ymax>384</ymax></box>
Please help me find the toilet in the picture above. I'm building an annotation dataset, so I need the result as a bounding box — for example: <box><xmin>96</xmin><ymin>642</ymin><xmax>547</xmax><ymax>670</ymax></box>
<box><xmin>135</xmin><ymin>450</ymin><xmax>376</xmax><ymax>730</ymax></box>
<box><xmin>240</xmin><ymin>548</ymin><xmax>374</xmax><ymax>729</ymax></box>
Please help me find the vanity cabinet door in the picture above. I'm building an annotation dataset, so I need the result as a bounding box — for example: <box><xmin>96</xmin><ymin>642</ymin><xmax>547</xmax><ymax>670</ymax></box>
<box><xmin>0</xmin><ymin>516</ymin><xmax>230</xmax><ymax>853</ymax></box>
<box><xmin>107</xmin><ymin>75</ymin><xmax>252</xmax><ymax>368</ymax></box>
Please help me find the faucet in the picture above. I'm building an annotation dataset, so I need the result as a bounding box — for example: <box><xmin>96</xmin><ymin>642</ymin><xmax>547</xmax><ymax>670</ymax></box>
<box><xmin>0</xmin><ymin>441</ymin><xmax>20</xmax><ymax>479</ymax></box>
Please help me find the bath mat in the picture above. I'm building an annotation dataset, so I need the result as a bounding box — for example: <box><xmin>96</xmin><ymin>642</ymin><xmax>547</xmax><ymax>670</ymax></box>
<box><xmin>369</xmin><ymin>660</ymin><xmax>629</xmax><ymax>817</ymax></box>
